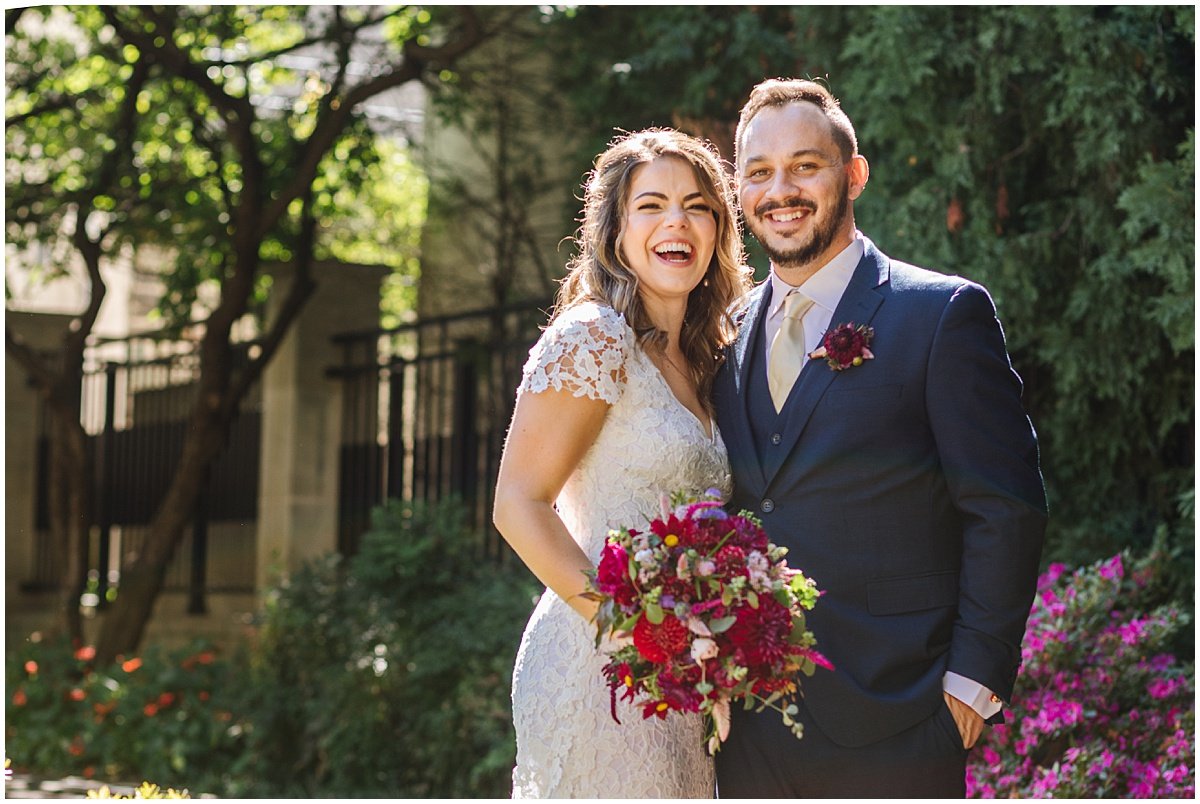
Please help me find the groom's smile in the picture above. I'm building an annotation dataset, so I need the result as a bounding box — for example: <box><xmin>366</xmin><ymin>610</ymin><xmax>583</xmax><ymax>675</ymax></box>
<box><xmin>737</xmin><ymin>101</ymin><xmax>868</xmax><ymax>282</ymax></box>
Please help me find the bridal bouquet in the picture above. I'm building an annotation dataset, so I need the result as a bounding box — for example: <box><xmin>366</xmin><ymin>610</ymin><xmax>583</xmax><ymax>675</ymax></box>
<box><xmin>584</xmin><ymin>489</ymin><xmax>831</xmax><ymax>753</ymax></box>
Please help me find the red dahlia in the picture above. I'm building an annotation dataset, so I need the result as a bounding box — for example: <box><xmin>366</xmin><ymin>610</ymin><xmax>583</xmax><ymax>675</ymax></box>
<box><xmin>715</xmin><ymin>544</ymin><xmax>748</xmax><ymax>577</ymax></box>
<box><xmin>812</xmin><ymin>322</ymin><xmax>875</xmax><ymax>370</ymax></box>
<box><xmin>726</xmin><ymin>602</ymin><xmax>793</xmax><ymax>666</ymax></box>
<box><xmin>633</xmin><ymin>613</ymin><xmax>690</xmax><ymax>664</ymax></box>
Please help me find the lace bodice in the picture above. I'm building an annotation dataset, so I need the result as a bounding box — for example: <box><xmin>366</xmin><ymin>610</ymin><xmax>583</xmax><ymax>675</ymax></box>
<box><xmin>510</xmin><ymin>302</ymin><xmax>731</xmax><ymax>798</ymax></box>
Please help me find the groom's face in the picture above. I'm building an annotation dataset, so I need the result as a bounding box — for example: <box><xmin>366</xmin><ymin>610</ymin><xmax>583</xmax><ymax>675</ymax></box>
<box><xmin>737</xmin><ymin>102</ymin><xmax>856</xmax><ymax>274</ymax></box>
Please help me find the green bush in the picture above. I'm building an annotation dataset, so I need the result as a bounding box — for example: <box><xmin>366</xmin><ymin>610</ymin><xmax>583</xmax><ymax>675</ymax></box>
<box><xmin>6</xmin><ymin>499</ymin><xmax>538</xmax><ymax>797</ymax></box>
<box><xmin>235</xmin><ymin>498</ymin><xmax>538</xmax><ymax>797</ymax></box>
<box><xmin>5</xmin><ymin>636</ymin><xmax>244</xmax><ymax>793</ymax></box>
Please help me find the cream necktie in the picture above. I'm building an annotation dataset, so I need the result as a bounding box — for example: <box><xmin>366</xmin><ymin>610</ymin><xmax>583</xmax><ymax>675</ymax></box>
<box><xmin>767</xmin><ymin>291</ymin><xmax>815</xmax><ymax>412</ymax></box>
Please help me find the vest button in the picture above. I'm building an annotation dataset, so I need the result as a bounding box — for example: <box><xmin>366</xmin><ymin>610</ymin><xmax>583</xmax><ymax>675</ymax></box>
<box><xmin>770</xmin><ymin>433</ymin><xmax>782</xmax><ymax>445</ymax></box>
<box><xmin>761</xmin><ymin>498</ymin><xmax>775</xmax><ymax>513</ymax></box>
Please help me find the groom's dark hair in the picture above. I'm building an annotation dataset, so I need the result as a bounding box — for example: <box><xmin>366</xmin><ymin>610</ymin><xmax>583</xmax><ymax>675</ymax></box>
<box><xmin>735</xmin><ymin>78</ymin><xmax>859</xmax><ymax>166</ymax></box>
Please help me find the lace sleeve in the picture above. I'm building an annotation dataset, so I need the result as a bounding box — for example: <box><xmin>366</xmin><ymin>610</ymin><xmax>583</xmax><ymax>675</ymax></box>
<box><xmin>518</xmin><ymin>304</ymin><xmax>629</xmax><ymax>404</ymax></box>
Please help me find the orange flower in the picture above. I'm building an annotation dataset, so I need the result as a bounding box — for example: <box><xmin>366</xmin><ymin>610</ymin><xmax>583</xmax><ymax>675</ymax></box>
<box><xmin>122</xmin><ymin>657</ymin><xmax>142</xmax><ymax>673</ymax></box>
<box><xmin>23</xmin><ymin>661</ymin><xmax>38</xmax><ymax>675</ymax></box>
<box><xmin>143</xmin><ymin>703</ymin><xmax>159</xmax><ymax>717</ymax></box>
<box><xmin>68</xmin><ymin>738</ymin><xmax>85</xmax><ymax>757</ymax></box>
<box><xmin>198</xmin><ymin>690</ymin><xmax>211</xmax><ymax>701</ymax></box>
<box><xmin>82</xmin><ymin>767</ymin><xmax>96</xmax><ymax>779</ymax></box>
<box><xmin>197</xmin><ymin>651</ymin><xmax>215</xmax><ymax>665</ymax></box>
<box><xmin>74</xmin><ymin>646</ymin><xmax>96</xmax><ymax>662</ymax></box>
<box><xmin>69</xmin><ymin>688</ymin><xmax>86</xmax><ymax>702</ymax></box>
<box><xmin>157</xmin><ymin>692</ymin><xmax>176</xmax><ymax>708</ymax></box>
<box><xmin>12</xmin><ymin>689</ymin><xmax>27</xmax><ymax>706</ymax></box>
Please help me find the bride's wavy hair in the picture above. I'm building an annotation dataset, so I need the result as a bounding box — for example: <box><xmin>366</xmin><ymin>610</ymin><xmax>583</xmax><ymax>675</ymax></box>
<box><xmin>554</xmin><ymin>128</ymin><xmax>751</xmax><ymax>412</ymax></box>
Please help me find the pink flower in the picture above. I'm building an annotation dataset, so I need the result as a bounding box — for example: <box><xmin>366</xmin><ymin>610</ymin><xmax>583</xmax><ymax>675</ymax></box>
<box><xmin>1098</xmin><ymin>555</ymin><xmax>1124</xmax><ymax>581</ymax></box>
<box><xmin>595</xmin><ymin>543</ymin><xmax>636</xmax><ymax>607</ymax></box>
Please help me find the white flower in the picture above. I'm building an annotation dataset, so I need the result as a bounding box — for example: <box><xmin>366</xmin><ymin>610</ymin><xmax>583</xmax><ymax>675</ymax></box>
<box><xmin>686</xmin><ymin>617</ymin><xmax>712</xmax><ymax>637</ymax></box>
<box><xmin>676</xmin><ymin>553</ymin><xmax>691</xmax><ymax>581</ymax></box>
<box><xmin>690</xmin><ymin>637</ymin><xmax>719</xmax><ymax>663</ymax></box>
<box><xmin>696</xmin><ymin>559</ymin><xmax>717</xmax><ymax>577</ymax></box>
<box><xmin>634</xmin><ymin>548</ymin><xmax>656</xmax><ymax>567</ymax></box>
<box><xmin>747</xmin><ymin>550</ymin><xmax>772</xmax><ymax>592</ymax></box>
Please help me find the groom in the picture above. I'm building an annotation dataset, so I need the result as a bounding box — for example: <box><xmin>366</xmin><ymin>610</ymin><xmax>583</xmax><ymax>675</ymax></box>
<box><xmin>712</xmin><ymin>78</ymin><xmax>1047</xmax><ymax>797</ymax></box>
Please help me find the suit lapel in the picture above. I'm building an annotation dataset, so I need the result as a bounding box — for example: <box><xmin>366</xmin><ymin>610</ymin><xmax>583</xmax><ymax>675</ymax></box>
<box><xmin>726</xmin><ymin>282</ymin><xmax>772</xmax><ymax>491</ymax></box>
<box><xmin>762</xmin><ymin>241</ymin><xmax>891</xmax><ymax>487</ymax></box>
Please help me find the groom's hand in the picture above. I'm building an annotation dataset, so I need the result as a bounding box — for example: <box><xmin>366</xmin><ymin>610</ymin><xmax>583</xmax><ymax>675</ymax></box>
<box><xmin>943</xmin><ymin>692</ymin><xmax>984</xmax><ymax>749</ymax></box>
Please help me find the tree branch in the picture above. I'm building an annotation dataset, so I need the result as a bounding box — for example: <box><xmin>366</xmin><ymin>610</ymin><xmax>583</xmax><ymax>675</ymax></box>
<box><xmin>257</xmin><ymin>7</ymin><xmax>485</xmax><ymax>239</ymax></box>
<box><xmin>6</xmin><ymin>93</ymin><xmax>91</xmax><ymax>128</ymax></box>
<box><xmin>201</xmin><ymin>7</ymin><xmax>408</xmax><ymax>68</ymax></box>
<box><xmin>223</xmin><ymin>194</ymin><xmax>318</xmax><ymax>418</ymax></box>
<box><xmin>102</xmin><ymin>6</ymin><xmax>259</xmax><ymax>171</ymax></box>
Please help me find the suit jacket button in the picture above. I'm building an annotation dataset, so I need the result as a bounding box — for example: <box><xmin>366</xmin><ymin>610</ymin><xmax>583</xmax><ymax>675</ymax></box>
<box><xmin>770</xmin><ymin>433</ymin><xmax>782</xmax><ymax>445</ymax></box>
<box><xmin>761</xmin><ymin>498</ymin><xmax>775</xmax><ymax>513</ymax></box>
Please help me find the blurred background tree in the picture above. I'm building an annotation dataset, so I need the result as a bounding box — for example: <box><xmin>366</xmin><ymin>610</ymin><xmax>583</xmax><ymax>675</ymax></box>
<box><xmin>5</xmin><ymin>5</ymin><xmax>485</xmax><ymax>661</ymax></box>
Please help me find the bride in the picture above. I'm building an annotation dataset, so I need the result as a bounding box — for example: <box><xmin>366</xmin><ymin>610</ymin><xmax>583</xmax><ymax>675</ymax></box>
<box><xmin>493</xmin><ymin>128</ymin><xmax>751</xmax><ymax>798</ymax></box>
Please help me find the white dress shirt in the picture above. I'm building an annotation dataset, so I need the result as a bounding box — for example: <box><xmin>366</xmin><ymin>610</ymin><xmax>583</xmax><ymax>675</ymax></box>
<box><xmin>763</xmin><ymin>232</ymin><xmax>1002</xmax><ymax>722</ymax></box>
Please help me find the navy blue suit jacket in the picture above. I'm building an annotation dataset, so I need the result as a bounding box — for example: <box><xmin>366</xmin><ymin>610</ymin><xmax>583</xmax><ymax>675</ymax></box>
<box><xmin>713</xmin><ymin>238</ymin><xmax>1047</xmax><ymax>747</ymax></box>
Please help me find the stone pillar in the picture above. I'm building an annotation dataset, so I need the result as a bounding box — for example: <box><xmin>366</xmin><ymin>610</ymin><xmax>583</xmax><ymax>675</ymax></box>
<box><xmin>255</xmin><ymin>261</ymin><xmax>386</xmax><ymax>591</ymax></box>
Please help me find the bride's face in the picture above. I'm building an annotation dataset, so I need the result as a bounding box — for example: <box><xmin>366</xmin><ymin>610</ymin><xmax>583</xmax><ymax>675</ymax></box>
<box><xmin>618</xmin><ymin>156</ymin><xmax>718</xmax><ymax>312</ymax></box>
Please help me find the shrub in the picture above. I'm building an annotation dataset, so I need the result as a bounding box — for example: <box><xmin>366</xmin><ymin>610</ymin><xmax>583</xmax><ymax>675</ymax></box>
<box><xmin>235</xmin><ymin>498</ymin><xmax>538</xmax><ymax>797</ymax></box>
<box><xmin>5</xmin><ymin>636</ymin><xmax>245</xmax><ymax>793</ymax></box>
<box><xmin>967</xmin><ymin>544</ymin><xmax>1195</xmax><ymax>797</ymax></box>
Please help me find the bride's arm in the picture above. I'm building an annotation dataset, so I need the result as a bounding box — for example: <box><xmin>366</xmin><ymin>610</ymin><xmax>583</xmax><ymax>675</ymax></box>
<box><xmin>493</xmin><ymin>386</ymin><xmax>609</xmax><ymax>622</ymax></box>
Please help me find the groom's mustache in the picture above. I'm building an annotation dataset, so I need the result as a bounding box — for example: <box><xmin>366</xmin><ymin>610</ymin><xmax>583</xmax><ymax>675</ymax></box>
<box><xmin>753</xmin><ymin>198</ymin><xmax>818</xmax><ymax>218</ymax></box>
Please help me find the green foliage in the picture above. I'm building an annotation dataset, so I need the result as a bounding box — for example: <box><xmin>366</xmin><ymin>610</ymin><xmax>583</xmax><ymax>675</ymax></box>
<box><xmin>238</xmin><ymin>498</ymin><xmax>537</xmax><ymax>797</ymax></box>
<box><xmin>5</xmin><ymin>5</ymin><xmax>429</xmax><ymax>328</ymax></box>
<box><xmin>5</xmin><ymin>637</ymin><xmax>244</xmax><ymax>794</ymax></box>
<box><xmin>548</xmin><ymin>5</ymin><xmax>1195</xmax><ymax>588</ymax></box>
<box><xmin>6</xmin><ymin>498</ymin><xmax>539</xmax><ymax>797</ymax></box>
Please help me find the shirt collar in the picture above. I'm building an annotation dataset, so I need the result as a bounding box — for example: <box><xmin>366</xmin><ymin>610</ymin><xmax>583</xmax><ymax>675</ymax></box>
<box><xmin>768</xmin><ymin>233</ymin><xmax>865</xmax><ymax>319</ymax></box>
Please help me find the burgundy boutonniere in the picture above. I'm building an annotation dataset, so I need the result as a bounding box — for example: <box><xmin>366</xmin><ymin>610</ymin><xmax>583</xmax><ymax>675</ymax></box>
<box><xmin>809</xmin><ymin>322</ymin><xmax>875</xmax><ymax>371</ymax></box>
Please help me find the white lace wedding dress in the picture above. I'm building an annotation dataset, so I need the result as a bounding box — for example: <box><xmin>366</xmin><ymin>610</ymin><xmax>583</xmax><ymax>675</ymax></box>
<box><xmin>510</xmin><ymin>302</ymin><xmax>731</xmax><ymax>799</ymax></box>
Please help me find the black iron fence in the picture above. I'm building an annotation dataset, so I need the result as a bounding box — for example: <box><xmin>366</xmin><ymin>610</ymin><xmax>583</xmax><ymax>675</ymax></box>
<box><xmin>26</xmin><ymin>300</ymin><xmax>549</xmax><ymax>607</ymax></box>
<box><xmin>30</xmin><ymin>335</ymin><xmax>260</xmax><ymax>610</ymax></box>
<box><xmin>330</xmin><ymin>300</ymin><xmax>550</xmax><ymax>558</ymax></box>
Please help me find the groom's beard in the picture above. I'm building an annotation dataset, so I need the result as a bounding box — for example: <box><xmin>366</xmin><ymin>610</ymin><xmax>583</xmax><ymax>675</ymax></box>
<box><xmin>749</xmin><ymin>177</ymin><xmax>851</xmax><ymax>270</ymax></box>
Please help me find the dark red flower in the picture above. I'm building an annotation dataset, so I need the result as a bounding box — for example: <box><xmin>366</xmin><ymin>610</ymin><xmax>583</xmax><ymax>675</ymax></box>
<box><xmin>642</xmin><ymin>700</ymin><xmax>672</xmax><ymax>720</ymax></box>
<box><xmin>659</xmin><ymin>666</ymin><xmax>705</xmax><ymax>713</ymax></box>
<box><xmin>810</xmin><ymin>323</ymin><xmax>875</xmax><ymax>371</ymax></box>
<box><xmin>633</xmin><ymin>613</ymin><xmax>690</xmax><ymax>664</ymax></box>
<box><xmin>729</xmin><ymin>515</ymin><xmax>770</xmax><ymax>551</ymax></box>
<box><xmin>715</xmin><ymin>544</ymin><xmax>748</xmax><ymax>577</ymax></box>
<box><xmin>726</xmin><ymin>602</ymin><xmax>793</xmax><ymax>666</ymax></box>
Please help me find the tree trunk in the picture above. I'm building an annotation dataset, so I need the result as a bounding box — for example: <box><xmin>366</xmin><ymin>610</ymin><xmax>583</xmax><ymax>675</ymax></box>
<box><xmin>93</xmin><ymin>396</ymin><xmax>233</xmax><ymax>664</ymax></box>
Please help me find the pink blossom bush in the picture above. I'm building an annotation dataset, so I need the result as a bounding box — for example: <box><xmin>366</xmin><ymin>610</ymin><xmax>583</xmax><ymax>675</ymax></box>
<box><xmin>967</xmin><ymin>548</ymin><xmax>1194</xmax><ymax>798</ymax></box>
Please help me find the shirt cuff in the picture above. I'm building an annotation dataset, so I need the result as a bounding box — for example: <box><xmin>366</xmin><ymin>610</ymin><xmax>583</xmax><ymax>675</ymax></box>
<box><xmin>943</xmin><ymin>671</ymin><xmax>1003</xmax><ymax>720</ymax></box>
